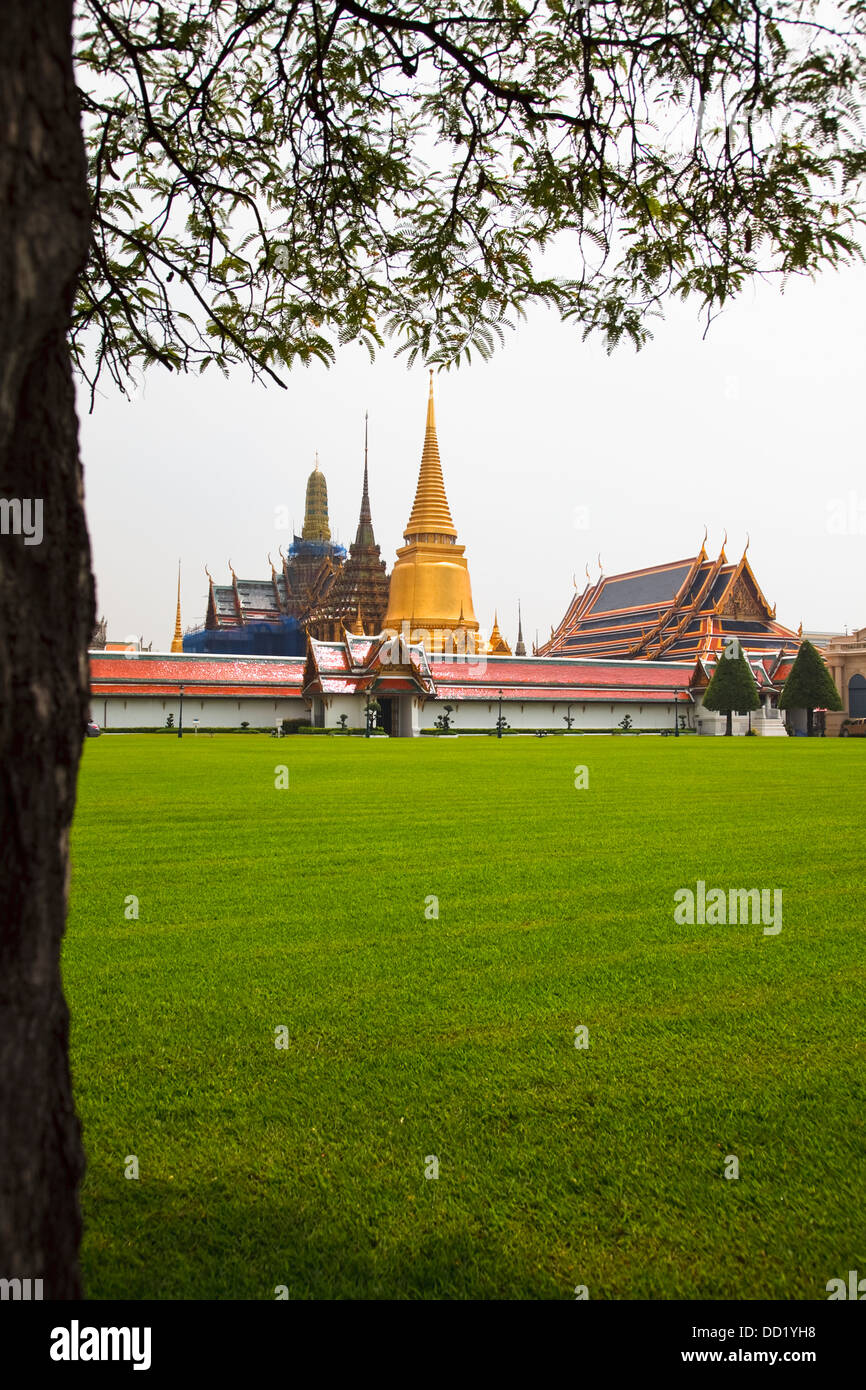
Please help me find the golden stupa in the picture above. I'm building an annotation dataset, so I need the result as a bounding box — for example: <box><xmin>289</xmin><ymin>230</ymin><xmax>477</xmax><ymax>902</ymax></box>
<box><xmin>384</xmin><ymin>373</ymin><xmax>479</xmax><ymax>654</ymax></box>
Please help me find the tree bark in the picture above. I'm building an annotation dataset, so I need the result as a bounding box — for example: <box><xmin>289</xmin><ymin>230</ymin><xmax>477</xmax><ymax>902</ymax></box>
<box><xmin>0</xmin><ymin>0</ymin><xmax>92</xmax><ymax>1297</ymax></box>
<box><xmin>725</xmin><ymin>710</ymin><xmax>732</xmax><ymax>736</ymax></box>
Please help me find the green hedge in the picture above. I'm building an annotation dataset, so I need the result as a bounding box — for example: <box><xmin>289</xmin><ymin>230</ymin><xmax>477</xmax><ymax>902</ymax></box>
<box><xmin>102</xmin><ymin>726</ymin><xmax>271</xmax><ymax>734</ymax></box>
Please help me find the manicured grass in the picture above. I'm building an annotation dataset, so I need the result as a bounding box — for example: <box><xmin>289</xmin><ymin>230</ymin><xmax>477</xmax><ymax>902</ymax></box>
<box><xmin>65</xmin><ymin>734</ymin><xmax>866</xmax><ymax>1300</ymax></box>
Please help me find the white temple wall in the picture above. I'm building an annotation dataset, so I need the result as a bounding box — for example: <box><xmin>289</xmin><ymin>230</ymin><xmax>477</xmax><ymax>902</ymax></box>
<box><xmin>417</xmin><ymin>698</ymin><xmax>685</xmax><ymax>733</ymax></box>
<box><xmin>92</xmin><ymin>695</ymin><xmax>308</xmax><ymax>730</ymax></box>
<box><xmin>319</xmin><ymin>694</ymin><xmax>366</xmax><ymax>728</ymax></box>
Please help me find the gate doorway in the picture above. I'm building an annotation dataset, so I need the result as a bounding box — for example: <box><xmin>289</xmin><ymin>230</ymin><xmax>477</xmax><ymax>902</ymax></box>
<box><xmin>378</xmin><ymin>697</ymin><xmax>395</xmax><ymax>735</ymax></box>
<box><xmin>849</xmin><ymin>674</ymin><xmax>866</xmax><ymax>717</ymax></box>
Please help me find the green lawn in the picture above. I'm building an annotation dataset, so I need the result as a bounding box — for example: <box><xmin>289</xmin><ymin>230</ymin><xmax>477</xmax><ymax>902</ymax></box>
<box><xmin>65</xmin><ymin>733</ymin><xmax>866</xmax><ymax>1299</ymax></box>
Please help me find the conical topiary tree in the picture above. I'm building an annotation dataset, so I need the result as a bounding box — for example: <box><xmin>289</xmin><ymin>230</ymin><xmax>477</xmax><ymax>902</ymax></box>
<box><xmin>702</xmin><ymin>642</ymin><xmax>761</xmax><ymax>736</ymax></box>
<box><xmin>779</xmin><ymin>639</ymin><xmax>842</xmax><ymax>735</ymax></box>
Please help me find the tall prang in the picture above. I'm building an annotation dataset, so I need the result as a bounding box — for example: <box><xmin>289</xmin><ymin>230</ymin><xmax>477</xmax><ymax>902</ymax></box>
<box><xmin>307</xmin><ymin>416</ymin><xmax>390</xmax><ymax>640</ymax></box>
<box><xmin>301</xmin><ymin>458</ymin><xmax>331</xmax><ymax>542</ymax></box>
<box><xmin>383</xmin><ymin>373</ymin><xmax>479</xmax><ymax>655</ymax></box>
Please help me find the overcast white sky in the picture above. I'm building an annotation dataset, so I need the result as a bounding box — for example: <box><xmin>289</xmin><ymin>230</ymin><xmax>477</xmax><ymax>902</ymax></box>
<box><xmin>78</xmin><ymin>260</ymin><xmax>865</xmax><ymax>653</ymax></box>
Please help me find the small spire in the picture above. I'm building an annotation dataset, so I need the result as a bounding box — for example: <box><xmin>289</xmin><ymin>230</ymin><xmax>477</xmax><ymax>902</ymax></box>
<box><xmin>171</xmin><ymin>560</ymin><xmax>183</xmax><ymax>652</ymax></box>
<box><xmin>354</xmin><ymin>412</ymin><xmax>375</xmax><ymax>549</ymax></box>
<box><xmin>515</xmin><ymin>602</ymin><xmax>526</xmax><ymax>656</ymax></box>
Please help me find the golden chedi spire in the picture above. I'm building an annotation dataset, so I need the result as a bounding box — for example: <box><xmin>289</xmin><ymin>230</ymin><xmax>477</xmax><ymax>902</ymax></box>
<box><xmin>384</xmin><ymin>372</ymin><xmax>478</xmax><ymax>655</ymax></box>
<box><xmin>171</xmin><ymin>561</ymin><xmax>183</xmax><ymax>652</ymax></box>
<box><xmin>404</xmin><ymin>372</ymin><xmax>458</xmax><ymax>540</ymax></box>
<box><xmin>302</xmin><ymin>454</ymin><xmax>331</xmax><ymax>542</ymax></box>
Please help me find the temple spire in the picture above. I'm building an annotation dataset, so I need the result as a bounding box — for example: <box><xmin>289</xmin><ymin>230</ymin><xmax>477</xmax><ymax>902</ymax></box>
<box><xmin>354</xmin><ymin>412</ymin><xmax>376</xmax><ymax>549</ymax></box>
<box><xmin>302</xmin><ymin>458</ymin><xmax>331</xmax><ymax>541</ymax></box>
<box><xmin>404</xmin><ymin>370</ymin><xmax>457</xmax><ymax>540</ymax></box>
<box><xmin>171</xmin><ymin>561</ymin><xmax>183</xmax><ymax>652</ymax></box>
<box><xmin>515</xmin><ymin>601</ymin><xmax>526</xmax><ymax>656</ymax></box>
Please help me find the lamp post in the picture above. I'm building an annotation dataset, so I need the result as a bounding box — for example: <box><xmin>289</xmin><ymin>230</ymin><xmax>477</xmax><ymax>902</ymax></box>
<box><xmin>178</xmin><ymin>682</ymin><xmax>184</xmax><ymax>739</ymax></box>
<box><xmin>497</xmin><ymin>688</ymin><xmax>503</xmax><ymax>739</ymax></box>
<box><xmin>673</xmin><ymin>689</ymin><xmax>679</xmax><ymax>737</ymax></box>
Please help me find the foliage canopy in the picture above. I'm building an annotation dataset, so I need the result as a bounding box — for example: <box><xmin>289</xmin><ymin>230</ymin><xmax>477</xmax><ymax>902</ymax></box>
<box><xmin>702</xmin><ymin>643</ymin><xmax>761</xmax><ymax>715</ymax></box>
<box><xmin>779</xmin><ymin>638</ymin><xmax>843</xmax><ymax>710</ymax></box>
<box><xmin>74</xmin><ymin>0</ymin><xmax>866</xmax><ymax>395</ymax></box>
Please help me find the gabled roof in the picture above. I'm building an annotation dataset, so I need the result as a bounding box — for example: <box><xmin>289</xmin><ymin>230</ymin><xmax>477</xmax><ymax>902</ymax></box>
<box><xmin>539</xmin><ymin>538</ymin><xmax>799</xmax><ymax>665</ymax></box>
<box><xmin>304</xmin><ymin>632</ymin><xmax>437</xmax><ymax>698</ymax></box>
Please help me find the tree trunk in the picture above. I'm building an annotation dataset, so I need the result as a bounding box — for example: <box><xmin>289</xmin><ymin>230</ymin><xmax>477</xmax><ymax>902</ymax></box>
<box><xmin>0</xmin><ymin>0</ymin><xmax>92</xmax><ymax>1297</ymax></box>
<box><xmin>806</xmin><ymin>707</ymin><xmax>814</xmax><ymax>736</ymax></box>
<box><xmin>725</xmin><ymin>710</ymin><xmax>732</xmax><ymax>736</ymax></box>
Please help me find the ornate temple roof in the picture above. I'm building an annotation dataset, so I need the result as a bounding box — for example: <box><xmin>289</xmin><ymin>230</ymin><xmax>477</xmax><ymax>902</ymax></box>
<box><xmin>304</xmin><ymin>632</ymin><xmax>437</xmax><ymax>698</ymax></box>
<box><xmin>538</xmin><ymin>537</ymin><xmax>799</xmax><ymax>664</ymax></box>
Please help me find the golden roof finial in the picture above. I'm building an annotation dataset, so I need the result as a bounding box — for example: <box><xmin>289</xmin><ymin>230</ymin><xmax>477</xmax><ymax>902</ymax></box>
<box><xmin>798</xmin><ymin>619</ymin><xmax>803</xmax><ymax>638</ymax></box>
<box><xmin>171</xmin><ymin>560</ymin><xmax>183</xmax><ymax>652</ymax></box>
<box><xmin>404</xmin><ymin>371</ymin><xmax>457</xmax><ymax>540</ymax></box>
<box><xmin>204</xmin><ymin>565</ymin><xmax>214</xmax><ymax>585</ymax></box>
<box><xmin>744</xmin><ymin>532</ymin><xmax>750</xmax><ymax>556</ymax></box>
<box><xmin>585</xmin><ymin>562</ymin><xmax>591</xmax><ymax>583</ymax></box>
